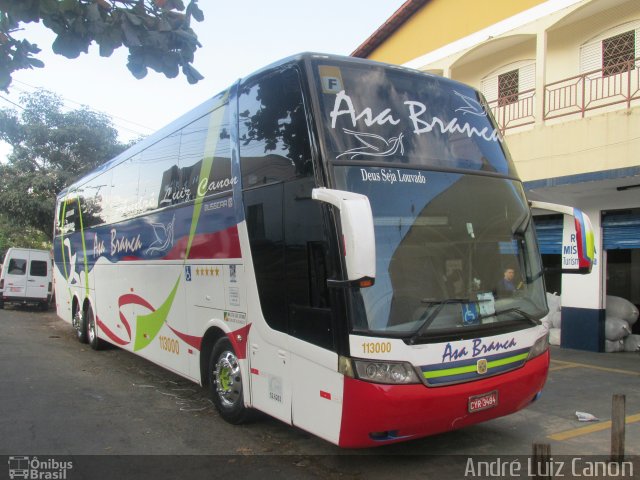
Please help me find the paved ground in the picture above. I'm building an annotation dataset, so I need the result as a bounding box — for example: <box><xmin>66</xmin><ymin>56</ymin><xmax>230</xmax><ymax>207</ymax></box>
<box><xmin>0</xmin><ymin>305</ymin><xmax>638</xmax><ymax>479</ymax></box>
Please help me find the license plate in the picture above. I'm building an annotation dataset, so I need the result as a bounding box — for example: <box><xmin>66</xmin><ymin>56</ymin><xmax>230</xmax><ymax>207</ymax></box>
<box><xmin>469</xmin><ymin>390</ymin><xmax>498</xmax><ymax>413</ymax></box>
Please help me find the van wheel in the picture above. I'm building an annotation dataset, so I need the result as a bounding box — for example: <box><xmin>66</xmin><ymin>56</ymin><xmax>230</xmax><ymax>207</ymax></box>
<box><xmin>209</xmin><ymin>337</ymin><xmax>252</xmax><ymax>424</ymax></box>
<box><xmin>39</xmin><ymin>301</ymin><xmax>48</xmax><ymax>311</ymax></box>
<box><xmin>86</xmin><ymin>305</ymin><xmax>103</xmax><ymax>351</ymax></box>
<box><xmin>73</xmin><ymin>308</ymin><xmax>88</xmax><ymax>343</ymax></box>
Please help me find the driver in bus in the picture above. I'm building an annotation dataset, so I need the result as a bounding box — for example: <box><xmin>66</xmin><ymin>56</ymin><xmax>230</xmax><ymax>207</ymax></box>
<box><xmin>496</xmin><ymin>267</ymin><xmax>518</xmax><ymax>297</ymax></box>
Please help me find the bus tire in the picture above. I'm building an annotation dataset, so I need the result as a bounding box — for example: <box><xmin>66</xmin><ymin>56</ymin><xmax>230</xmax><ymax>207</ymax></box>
<box><xmin>209</xmin><ymin>337</ymin><xmax>251</xmax><ymax>424</ymax></box>
<box><xmin>86</xmin><ymin>305</ymin><xmax>103</xmax><ymax>351</ymax></box>
<box><xmin>73</xmin><ymin>308</ymin><xmax>88</xmax><ymax>344</ymax></box>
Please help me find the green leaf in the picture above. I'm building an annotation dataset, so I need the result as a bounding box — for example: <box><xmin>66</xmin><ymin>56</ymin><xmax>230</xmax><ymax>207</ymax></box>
<box><xmin>125</xmin><ymin>12</ymin><xmax>143</xmax><ymax>26</ymax></box>
<box><xmin>86</xmin><ymin>3</ymin><xmax>102</xmax><ymax>22</ymax></box>
<box><xmin>27</xmin><ymin>57</ymin><xmax>45</xmax><ymax>68</ymax></box>
<box><xmin>186</xmin><ymin>1</ymin><xmax>204</xmax><ymax>22</ymax></box>
<box><xmin>169</xmin><ymin>0</ymin><xmax>186</xmax><ymax>12</ymax></box>
<box><xmin>98</xmin><ymin>41</ymin><xmax>115</xmax><ymax>57</ymax></box>
<box><xmin>60</xmin><ymin>0</ymin><xmax>79</xmax><ymax>13</ymax></box>
<box><xmin>52</xmin><ymin>33</ymin><xmax>84</xmax><ymax>59</ymax></box>
<box><xmin>182</xmin><ymin>63</ymin><xmax>203</xmax><ymax>84</ymax></box>
<box><xmin>121</xmin><ymin>20</ymin><xmax>142</xmax><ymax>47</ymax></box>
<box><xmin>0</xmin><ymin>70</ymin><xmax>11</xmax><ymax>92</ymax></box>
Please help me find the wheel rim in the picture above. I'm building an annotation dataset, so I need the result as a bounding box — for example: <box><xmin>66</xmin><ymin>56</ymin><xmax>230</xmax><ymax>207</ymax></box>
<box><xmin>214</xmin><ymin>350</ymin><xmax>242</xmax><ymax>407</ymax></box>
<box><xmin>88</xmin><ymin>312</ymin><xmax>95</xmax><ymax>343</ymax></box>
<box><xmin>73</xmin><ymin>311</ymin><xmax>82</xmax><ymax>336</ymax></box>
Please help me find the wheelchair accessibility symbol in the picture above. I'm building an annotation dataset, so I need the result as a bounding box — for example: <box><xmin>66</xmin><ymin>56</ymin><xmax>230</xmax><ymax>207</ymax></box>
<box><xmin>462</xmin><ymin>303</ymin><xmax>479</xmax><ymax>326</ymax></box>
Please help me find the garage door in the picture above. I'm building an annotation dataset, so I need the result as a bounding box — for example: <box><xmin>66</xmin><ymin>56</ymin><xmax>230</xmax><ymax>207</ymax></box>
<box><xmin>602</xmin><ymin>211</ymin><xmax>640</xmax><ymax>250</ymax></box>
<box><xmin>533</xmin><ymin>216</ymin><xmax>563</xmax><ymax>254</ymax></box>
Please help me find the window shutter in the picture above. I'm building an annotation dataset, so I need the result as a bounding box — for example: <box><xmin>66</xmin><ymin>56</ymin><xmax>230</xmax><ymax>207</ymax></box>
<box><xmin>519</xmin><ymin>63</ymin><xmax>535</xmax><ymax>91</ymax></box>
<box><xmin>580</xmin><ymin>40</ymin><xmax>602</xmax><ymax>75</ymax></box>
<box><xmin>481</xmin><ymin>75</ymin><xmax>499</xmax><ymax>102</ymax></box>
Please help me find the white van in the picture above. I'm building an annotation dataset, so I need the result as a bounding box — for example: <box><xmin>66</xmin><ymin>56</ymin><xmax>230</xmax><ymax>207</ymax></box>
<box><xmin>0</xmin><ymin>248</ymin><xmax>53</xmax><ymax>310</ymax></box>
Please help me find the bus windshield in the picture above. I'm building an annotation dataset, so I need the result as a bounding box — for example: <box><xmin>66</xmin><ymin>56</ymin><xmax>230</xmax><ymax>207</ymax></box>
<box><xmin>310</xmin><ymin>58</ymin><xmax>546</xmax><ymax>339</ymax></box>
<box><xmin>311</xmin><ymin>58</ymin><xmax>517</xmax><ymax>176</ymax></box>
<box><xmin>333</xmin><ymin>167</ymin><xmax>547</xmax><ymax>338</ymax></box>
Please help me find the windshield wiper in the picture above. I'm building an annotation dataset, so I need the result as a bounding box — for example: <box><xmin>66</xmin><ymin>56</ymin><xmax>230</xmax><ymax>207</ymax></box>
<box><xmin>407</xmin><ymin>298</ymin><xmax>470</xmax><ymax>345</ymax></box>
<box><xmin>487</xmin><ymin>307</ymin><xmax>539</xmax><ymax>326</ymax></box>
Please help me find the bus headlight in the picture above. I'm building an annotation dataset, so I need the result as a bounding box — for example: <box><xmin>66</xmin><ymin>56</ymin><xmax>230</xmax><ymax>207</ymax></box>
<box><xmin>528</xmin><ymin>333</ymin><xmax>549</xmax><ymax>360</ymax></box>
<box><xmin>352</xmin><ymin>359</ymin><xmax>420</xmax><ymax>384</ymax></box>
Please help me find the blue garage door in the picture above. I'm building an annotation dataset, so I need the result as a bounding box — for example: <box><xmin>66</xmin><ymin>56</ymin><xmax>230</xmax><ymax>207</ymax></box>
<box><xmin>534</xmin><ymin>216</ymin><xmax>563</xmax><ymax>254</ymax></box>
<box><xmin>603</xmin><ymin>211</ymin><xmax>640</xmax><ymax>250</ymax></box>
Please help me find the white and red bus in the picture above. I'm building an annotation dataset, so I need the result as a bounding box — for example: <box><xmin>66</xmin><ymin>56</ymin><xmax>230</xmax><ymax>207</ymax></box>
<box><xmin>53</xmin><ymin>53</ymin><xmax>594</xmax><ymax>448</ymax></box>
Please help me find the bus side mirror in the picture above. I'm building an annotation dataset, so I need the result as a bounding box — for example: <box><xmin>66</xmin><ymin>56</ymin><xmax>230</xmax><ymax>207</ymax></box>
<box><xmin>312</xmin><ymin>188</ymin><xmax>376</xmax><ymax>287</ymax></box>
<box><xmin>529</xmin><ymin>201</ymin><xmax>595</xmax><ymax>274</ymax></box>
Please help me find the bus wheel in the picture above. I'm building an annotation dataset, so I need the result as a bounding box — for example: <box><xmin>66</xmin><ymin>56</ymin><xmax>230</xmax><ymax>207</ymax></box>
<box><xmin>209</xmin><ymin>337</ymin><xmax>251</xmax><ymax>424</ymax></box>
<box><xmin>86</xmin><ymin>305</ymin><xmax>103</xmax><ymax>351</ymax></box>
<box><xmin>73</xmin><ymin>308</ymin><xmax>88</xmax><ymax>344</ymax></box>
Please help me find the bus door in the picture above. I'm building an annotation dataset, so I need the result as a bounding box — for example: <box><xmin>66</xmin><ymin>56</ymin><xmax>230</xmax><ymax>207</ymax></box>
<box><xmin>243</xmin><ymin>177</ymin><xmax>339</xmax><ymax>431</ymax></box>
<box><xmin>284</xmin><ymin>178</ymin><xmax>344</xmax><ymax>444</ymax></box>
<box><xmin>243</xmin><ymin>182</ymin><xmax>293</xmax><ymax>423</ymax></box>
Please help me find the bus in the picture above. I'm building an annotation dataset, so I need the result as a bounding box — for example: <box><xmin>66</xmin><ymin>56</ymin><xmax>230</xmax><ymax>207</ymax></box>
<box><xmin>53</xmin><ymin>53</ymin><xmax>594</xmax><ymax>448</ymax></box>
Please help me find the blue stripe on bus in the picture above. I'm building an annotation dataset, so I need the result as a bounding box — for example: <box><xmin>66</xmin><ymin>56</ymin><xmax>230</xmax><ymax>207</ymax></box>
<box><xmin>421</xmin><ymin>347</ymin><xmax>530</xmax><ymax>372</ymax></box>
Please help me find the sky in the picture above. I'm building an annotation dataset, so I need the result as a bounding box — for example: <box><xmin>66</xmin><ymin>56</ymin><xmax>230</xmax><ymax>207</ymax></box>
<box><xmin>1</xmin><ymin>1</ymin><xmax>406</xmax><ymax>155</ymax></box>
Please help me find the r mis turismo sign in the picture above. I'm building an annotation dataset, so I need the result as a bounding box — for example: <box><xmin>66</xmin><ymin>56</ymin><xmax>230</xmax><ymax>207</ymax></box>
<box><xmin>562</xmin><ymin>210</ymin><xmax>597</xmax><ymax>271</ymax></box>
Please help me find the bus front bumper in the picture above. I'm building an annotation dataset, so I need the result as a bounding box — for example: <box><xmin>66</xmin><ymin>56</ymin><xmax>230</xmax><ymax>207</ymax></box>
<box><xmin>338</xmin><ymin>350</ymin><xmax>549</xmax><ymax>448</ymax></box>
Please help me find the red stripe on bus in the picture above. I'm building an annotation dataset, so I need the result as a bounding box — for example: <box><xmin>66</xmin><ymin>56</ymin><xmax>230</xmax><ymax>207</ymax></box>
<box><xmin>226</xmin><ymin>324</ymin><xmax>252</xmax><ymax>360</ymax></box>
<box><xmin>250</xmin><ymin>368</ymin><xmax>259</xmax><ymax>375</ymax></box>
<box><xmin>167</xmin><ymin>325</ymin><xmax>202</xmax><ymax>351</ymax></box>
<box><xmin>162</xmin><ymin>225</ymin><xmax>241</xmax><ymax>260</ymax></box>
<box><xmin>96</xmin><ymin>316</ymin><xmax>130</xmax><ymax>346</ymax></box>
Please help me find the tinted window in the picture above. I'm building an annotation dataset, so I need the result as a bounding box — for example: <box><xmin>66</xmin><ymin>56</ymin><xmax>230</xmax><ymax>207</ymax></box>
<box><xmin>8</xmin><ymin>259</ymin><xmax>26</xmax><ymax>275</ymax></box>
<box><xmin>30</xmin><ymin>260</ymin><xmax>48</xmax><ymax>277</ymax></box>
<box><xmin>179</xmin><ymin>104</ymin><xmax>233</xmax><ymax>202</ymax></box>
<box><xmin>239</xmin><ymin>68</ymin><xmax>312</xmax><ymax>189</ymax></box>
<box><xmin>138</xmin><ymin>132</ymin><xmax>181</xmax><ymax>212</ymax></box>
<box><xmin>312</xmin><ymin>60</ymin><xmax>516</xmax><ymax>176</ymax></box>
<box><xmin>57</xmin><ymin>196</ymin><xmax>81</xmax><ymax>235</ymax></box>
<box><xmin>109</xmin><ymin>155</ymin><xmax>140</xmax><ymax>223</ymax></box>
<box><xmin>243</xmin><ymin>185</ymin><xmax>287</xmax><ymax>331</ymax></box>
<box><xmin>79</xmin><ymin>173</ymin><xmax>111</xmax><ymax>228</ymax></box>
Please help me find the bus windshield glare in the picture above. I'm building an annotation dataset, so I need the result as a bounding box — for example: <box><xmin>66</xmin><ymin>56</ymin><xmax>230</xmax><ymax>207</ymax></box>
<box><xmin>312</xmin><ymin>59</ymin><xmax>546</xmax><ymax>338</ymax></box>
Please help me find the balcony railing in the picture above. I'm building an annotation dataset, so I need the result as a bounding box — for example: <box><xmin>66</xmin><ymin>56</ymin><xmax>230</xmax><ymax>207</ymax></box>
<box><xmin>544</xmin><ymin>57</ymin><xmax>640</xmax><ymax>120</ymax></box>
<box><xmin>485</xmin><ymin>57</ymin><xmax>640</xmax><ymax>132</ymax></box>
<box><xmin>487</xmin><ymin>88</ymin><xmax>536</xmax><ymax>132</ymax></box>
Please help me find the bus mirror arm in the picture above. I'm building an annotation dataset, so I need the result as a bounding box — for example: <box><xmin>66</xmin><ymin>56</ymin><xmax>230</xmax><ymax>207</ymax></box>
<box><xmin>312</xmin><ymin>188</ymin><xmax>376</xmax><ymax>285</ymax></box>
<box><xmin>529</xmin><ymin>200</ymin><xmax>595</xmax><ymax>275</ymax></box>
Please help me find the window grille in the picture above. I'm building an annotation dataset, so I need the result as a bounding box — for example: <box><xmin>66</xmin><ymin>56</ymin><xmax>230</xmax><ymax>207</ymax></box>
<box><xmin>498</xmin><ymin>69</ymin><xmax>519</xmax><ymax>106</ymax></box>
<box><xmin>602</xmin><ymin>30</ymin><xmax>636</xmax><ymax>76</ymax></box>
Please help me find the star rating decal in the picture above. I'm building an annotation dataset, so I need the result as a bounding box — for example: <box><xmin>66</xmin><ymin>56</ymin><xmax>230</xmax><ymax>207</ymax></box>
<box><xmin>195</xmin><ymin>267</ymin><xmax>220</xmax><ymax>277</ymax></box>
